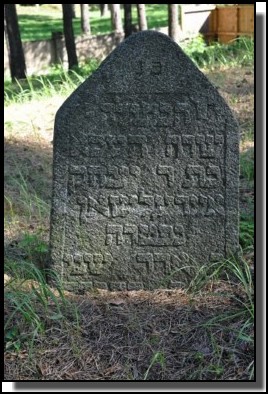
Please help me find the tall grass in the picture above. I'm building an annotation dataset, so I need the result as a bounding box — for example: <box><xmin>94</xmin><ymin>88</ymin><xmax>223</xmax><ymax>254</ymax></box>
<box><xmin>187</xmin><ymin>250</ymin><xmax>253</xmax><ymax>311</ymax></box>
<box><xmin>240</xmin><ymin>218</ymin><xmax>254</xmax><ymax>250</ymax></box>
<box><xmin>182</xmin><ymin>35</ymin><xmax>254</xmax><ymax>69</ymax></box>
<box><xmin>4</xmin><ymin>259</ymin><xmax>80</xmax><ymax>355</ymax></box>
<box><xmin>4</xmin><ymin>60</ymin><xmax>99</xmax><ymax>105</ymax></box>
<box><xmin>240</xmin><ymin>146</ymin><xmax>254</xmax><ymax>183</ymax></box>
<box><xmin>13</xmin><ymin>169</ymin><xmax>50</xmax><ymax>219</ymax></box>
<box><xmin>186</xmin><ymin>252</ymin><xmax>254</xmax><ymax>379</ymax></box>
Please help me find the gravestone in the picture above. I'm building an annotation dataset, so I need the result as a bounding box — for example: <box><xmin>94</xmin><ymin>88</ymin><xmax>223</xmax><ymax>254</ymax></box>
<box><xmin>50</xmin><ymin>31</ymin><xmax>239</xmax><ymax>292</ymax></box>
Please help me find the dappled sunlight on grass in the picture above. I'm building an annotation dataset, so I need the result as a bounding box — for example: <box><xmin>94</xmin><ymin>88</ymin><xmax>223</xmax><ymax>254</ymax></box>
<box><xmin>17</xmin><ymin>4</ymin><xmax>168</xmax><ymax>41</ymax></box>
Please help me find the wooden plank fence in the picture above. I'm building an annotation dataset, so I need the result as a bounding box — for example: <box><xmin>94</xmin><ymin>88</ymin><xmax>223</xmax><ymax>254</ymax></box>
<box><xmin>206</xmin><ymin>5</ymin><xmax>254</xmax><ymax>43</ymax></box>
<box><xmin>179</xmin><ymin>4</ymin><xmax>254</xmax><ymax>44</ymax></box>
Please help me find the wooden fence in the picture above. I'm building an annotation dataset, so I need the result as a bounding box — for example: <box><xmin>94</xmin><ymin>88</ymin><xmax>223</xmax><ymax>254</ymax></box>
<box><xmin>207</xmin><ymin>5</ymin><xmax>254</xmax><ymax>43</ymax></box>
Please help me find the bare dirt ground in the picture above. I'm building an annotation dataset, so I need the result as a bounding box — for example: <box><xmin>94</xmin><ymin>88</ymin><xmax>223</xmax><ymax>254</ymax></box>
<box><xmin>4</xmin><ymin>66</ymin><xmax>254</xmax><ymax>381</ymax></box>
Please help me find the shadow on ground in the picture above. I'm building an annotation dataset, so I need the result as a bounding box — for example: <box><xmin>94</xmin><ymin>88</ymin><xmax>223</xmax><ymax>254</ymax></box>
<box><xmin>4</xmin><ymin>286</ymin><xmax>253</xmax><ymax>380</ymax></box>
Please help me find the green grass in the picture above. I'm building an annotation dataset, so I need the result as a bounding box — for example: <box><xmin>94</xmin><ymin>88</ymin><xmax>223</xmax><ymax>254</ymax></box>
<box><xmin>17</xmin><ymin>4</ymin><xmax>168</xmax><ymax>42</ymax></box>
<box><xmin>4</xmin><ymin>35</ymin><xmax>254</xmax><ymax>106</ymax></box>
<box><xmin>144</xmin><ymin>351</ymin><xmax>166</xmax><ymax>380</ymax></box>
<box><xmin>240</xmin><ymin>218</ymin><xmax>254</xmax><ymax>250</ymax></box>
<box><xmin>186</xmin><ymin>252</ymin><xmax>254</xmax><ymax>379</ymax></box>
<box><xmin>240</xmin><ymin>147</ymin><xmax>254</xmax><ymax>183</ymax></box>
<box><xmin>4</xmin><ymin>258</ymin><xmax>80</xmax><ymax>356</ymax></box>
<box><xmin>142</xmin><ymin>249</ymin><xmax>255</xmax><ymax>380</ymax></box>
<box><xmin>4</xmin><ymin>113</ymin><xmax>81</xmax><ymax>359</ymax></box>
<box><xmin>4</xmin><ymin>61</ymin><xmax>99</xmax><ymax>105</ymax></box>
<box><xmin>181</xmin><ymin>35</ymin><xmax>254</xmax><ymax>69</ymax></box>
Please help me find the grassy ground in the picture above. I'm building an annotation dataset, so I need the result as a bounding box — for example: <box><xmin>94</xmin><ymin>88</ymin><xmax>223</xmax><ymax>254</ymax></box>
<box><xmin>17</xmin><ymin>4</ymin><xmax>168</xmax><ymax>42</ymax></box>
<box><xmin>4</xmin><ymin>37</ymin><xmax>254</xmax><ymax>380</ymax></box>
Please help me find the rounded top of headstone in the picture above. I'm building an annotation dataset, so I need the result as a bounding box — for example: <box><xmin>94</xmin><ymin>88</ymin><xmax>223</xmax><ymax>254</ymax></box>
<box><xmin>55</xmin><ymin>29</ymin><xmax>236</xmax><ymax>133</ymax></box>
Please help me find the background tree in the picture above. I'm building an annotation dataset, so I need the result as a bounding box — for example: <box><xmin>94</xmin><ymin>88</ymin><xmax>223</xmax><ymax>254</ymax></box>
<box><xmin>100</xmin><ymin>4</ymin><xmax>109</xmax><ymax>17</ymax></box>
<box><xmin>62</xmin><ymin>4</ymin><xmax>78</xmax><ymax>69</ymax></box>
<box><xmin>168</xmin><ymin>4</ymin><xmax>179</xmax><ymax>42</ymax></box>
<box><xmin>137</xmin><ymin>4</ymin><xmax>147</xmax><ymax>31</ymax></box>
<box><xmin>80</xmin><ymin>4</ymin><xmax>90</xmax><ymax>34</ymax></box>
<box><xmin>71</xmin><ymin>4</ymin><xmax>76</xmax><ymax>18</ymax></box>
<box><xmin>124</xmin><ymin>4</ymin><xmax>132</xmax><ymax>38</ymax></box>
<box><xmin>4</xmin><ymin>4</ymin><xmax>26</xmax><ymax>81</ymax></box>
<box><xmin>110</xmin><ymin>4</ymin><xmax>123</xmax><ymax>34</ymax></box>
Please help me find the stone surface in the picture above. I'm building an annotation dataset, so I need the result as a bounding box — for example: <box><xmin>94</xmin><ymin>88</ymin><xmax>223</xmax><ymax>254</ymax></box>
<box><xmin>50</xmin><ymin>31</ymin><xmax>239</xmax><ymax>292</ymax></box>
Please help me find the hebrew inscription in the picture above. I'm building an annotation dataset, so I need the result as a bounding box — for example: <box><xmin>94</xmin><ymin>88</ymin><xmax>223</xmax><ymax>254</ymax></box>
<box><xmin>166</xmin><ymin>134</ymin><xmax>224</xmax><ymax>158</ymax></box>
<box><xmin>70</xmin><ymin>134</ymin><xmax>149</xmax><ymax>158</ymax></box>
<box><xmin>64</xmin><ymin>253</ymin><xmax>113</xmax><ymax>276</ymax></box>
<box><xmin>75</xmin><ymin>192</ymin><xmax>225</xmax><ymax>221</ymax></box>
<box><xmin>105</xmin><ymin>223</ymin><xmax>185</xmax><ymax>246</ymax></box>
<box><xmin>50</xmin><ymin>31</ymin><xmax>239</xmax><ymax>292</ymax></box>
<box><xmin>68</xmin><ymin>164</ymin><xmax>141</xmax><ymax>193</ymax></box>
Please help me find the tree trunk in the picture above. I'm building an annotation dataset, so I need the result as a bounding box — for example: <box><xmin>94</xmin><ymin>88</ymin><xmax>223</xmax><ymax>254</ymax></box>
<box><xmin>137</xmin><ymin>4</ymin><xmax>147</xmax><ymax>31</ymax></box>
<box><xmin>168</xmin><ymin>4</ymin><xmax>179</xmax><ymax>43</ymax></box>
<box><xmin>71</xmin><ymin>4</ymin><xmax>76</xmax><ymax>18</ymax></box>
<box><xmin>4</xmin><ymin>4</ymin><xmax>26</xmax><ymax>81</ymax></box>
<box><xmin>80</xmin><ymin>4</ymin><xmax>90</xmax><ymax>34</ymax></box>
<box><xmin>62</xmin><ymin>4</ymin><xmax>78</xmax><ymax>69</ymax></box>
<box><xmin>100</xmin><ymin>4</ymin><xmax>108</xmax><ymax>17</ymax></box>
<box><xmin>124</xmin><ymin>4</ymin><xmax>132</xmax><ymax>38</ymax></box>
<box><xmin>110</xmin><ymin>4</ymin><xmax>123</xmax><ymax>34</ymax></box>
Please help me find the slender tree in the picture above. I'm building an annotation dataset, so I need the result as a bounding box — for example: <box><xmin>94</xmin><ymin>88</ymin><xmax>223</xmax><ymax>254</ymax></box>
<box><xmin>168</xmin><ymin>4</ymin><xmax>179</xmax><ymax>42</ymax></box>
<box><xmin>80</xmin><ymin>4</ymin><xmax>90</xmax><ymax>34</ymax></box>
<box><xmin>137</xmin><ymin>4</ymin><xmax>147</xmax><ymax>31</ymax></box>
<box><xmin>124</xmin><ymin>4</ymin><xmax>132</xmax><ymax>38</ymax></box>
<box><xmin>100</xmin><ymin>4</ymin><xmax>108</xmax><ymax>17</ymax></box>
<box><xmin>62</xmin><ymin>4</ymin><xmax>78</xmax><ymax>69</ymax></box>
<box><xmin>71</xmin><ymin>4</ymin><xmax>76</xmax><ymax>18</ymax></box>
<box><xmin>110</xmin><ymin>4</ymin><xmax>123</xmax><ymax>34</ymax></box>
<box><xmin>4</xmin><ymin>4</ymin><xmax>26</xmax><ymax>81</ymax></box>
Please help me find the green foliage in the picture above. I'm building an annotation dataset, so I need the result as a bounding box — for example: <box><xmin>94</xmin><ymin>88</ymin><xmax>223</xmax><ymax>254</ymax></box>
<box><xmin>182</xmin><ymin>35</ymin><xmax>254</xmax><ymax>69</ymax></box>
<box><xmin>240</xmin><ymin>218</ymin><xmax>254</xmax><ymax>250</ymax></box>
<box><xmin>5</xmin><ymin>326</ymin><xmax>21</xmax><ymax>352</ymax></box>
<box><xmin>188</xmin><ymin>252</ymin><xmax>253</xmax><ymax>306</ymax></box>
<box><xmin>182</xmin><ymin>34</ymin><xmax>208</xmax><ymax>58</ymax></box>
<box><xmin>4</xmin><ymin>61</ymin><xmax>99</xmax><ymax>105</ymax></box>
<box><xmin>18</xmin><ymin>233</ymin><xmax>48</xmax><ymax>266</ymax></box>
<box><xmin>186</xmin><ymin>251</ymin><xmax>254</xmax><ymax>379</ymax></box>
<box><xmin>240</xmin><ymin>147</ymin><xmax>254</xmax><ymax>182</ymax></box>
<box><xmin>19</xmin><ymin>233</ymin><xmax>48</xmax><ymax>254</ymax></box>
<box><xmin>4</xmin><ymin>259</ymin><xmax>80</xmax><ymax>354</ymax></box>
<box><xmin>144</xmin><ymin>351</ymin><xmax>166</xmax><ymax>380</ymax></box>
<box><xmin>187</xmin><ymin>250</ymin><xmax>254</xmax><ymax>330</ymax></box>
<box><xmin>194</xmin><ymin>351</ymin><xmax>205</xmax><ymax>361</ymax></box>
<box><xmin>207</xmin><ymin>364</ymin><xmax>224</xmax><ymax>377</ymax></box>
<box><xmin>7</xmin><ymin>169</ymin><xmax>50</xmax><ymax>222</ymax></box>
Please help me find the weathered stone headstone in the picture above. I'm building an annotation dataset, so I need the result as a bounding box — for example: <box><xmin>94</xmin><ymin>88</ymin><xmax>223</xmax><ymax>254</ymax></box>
<box><xmin>50</xmin><ymin>31</ymin><xmax>239</xmax><ymax>292</ymax></box>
